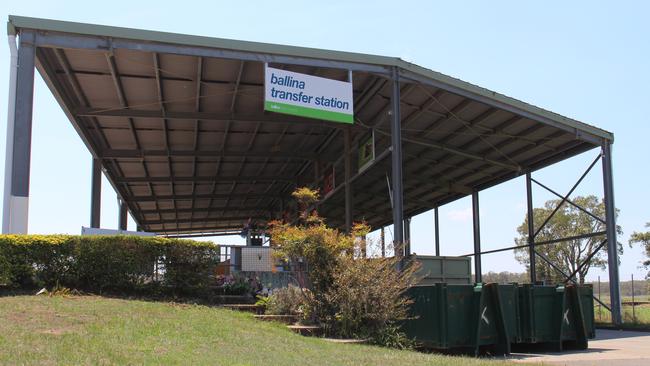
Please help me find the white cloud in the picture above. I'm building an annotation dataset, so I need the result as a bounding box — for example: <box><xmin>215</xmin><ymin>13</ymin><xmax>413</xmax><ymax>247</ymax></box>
<box><xmin>447</xmin><ymin>207</ymin><xmax>473</xmax><ymax>222</ymax></box>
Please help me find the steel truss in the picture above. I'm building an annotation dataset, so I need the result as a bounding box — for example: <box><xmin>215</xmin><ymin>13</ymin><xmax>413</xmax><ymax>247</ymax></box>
<box><xmin>461</xmin><ymin>151</ymin><xmax>622</xmax><ymax>324</ymax></box>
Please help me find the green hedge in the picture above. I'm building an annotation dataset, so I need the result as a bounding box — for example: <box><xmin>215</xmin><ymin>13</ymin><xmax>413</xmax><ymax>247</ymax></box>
<box><xmin>0</xmin><ymin>235</ymin><xmax>219</xmax><ymax>297</ymax></box>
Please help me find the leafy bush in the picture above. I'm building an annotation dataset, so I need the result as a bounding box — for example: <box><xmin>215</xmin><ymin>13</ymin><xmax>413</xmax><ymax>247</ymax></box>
<box><xmin>0</xmin><ymin>235</ymin><xmax>219</xmax><ymax>298</ymax></box>
<box><xmin>323</xmin><ymin>256</ymin><xmax>418</xmax><ymax>342</ymax></box>
<box><xmin>269</xmin><ymin>187</ymin><xmax>418</xmax><ymax>346</ymax></box>
<box><xmin>269</xmin><ymin>215</ymin><xmax>354</xmax><ymax>323</ymax></box>
<box><xmin>216</xmin><ymin>274</ymin><xmax>261</xmax><ymax>296</ymax></box>
<box><xmin>265</xmin><ymin>285</ymin><xmax>305</xmax><ymax>315</ymax></box>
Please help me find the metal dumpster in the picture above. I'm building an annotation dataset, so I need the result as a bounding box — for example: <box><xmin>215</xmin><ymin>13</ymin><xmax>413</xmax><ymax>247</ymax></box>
<box><xmin>402</xmin><ymin>283</ymin><xmax>511</xmax><ymax>355</ymax></box>
<box><xmin>497</xmin><ymin>284</ymin><xmax>521</xmax><ymax>344</ymax></box>
<box><xmin>578</xmin><ymin>285</ymin><xmax>596</xmax><ymax>339</ymax></box>
<box><xmin>517</xmin><ymin>284</ymin><xmax>592</xmax><ymax>350</ymax></box>
<box><xmin>411</xmin><ymin>255</ymin><xmax>472</xmax><ymax>285</ymax></box>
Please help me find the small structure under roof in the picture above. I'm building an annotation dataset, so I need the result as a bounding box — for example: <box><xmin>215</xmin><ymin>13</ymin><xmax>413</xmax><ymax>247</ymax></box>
<box><xmin>2</xmin><ymin>16</ymin><xmax>621</xmax><ymax>324</ymax></box>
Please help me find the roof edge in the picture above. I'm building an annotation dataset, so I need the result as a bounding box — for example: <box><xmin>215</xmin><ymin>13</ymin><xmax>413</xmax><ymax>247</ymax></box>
<box><xmin>8</xmin><ymin>15</ymin><xmax>400</xmax><ymax>67</ymax></box>
<box><xmin>8</xmin><ymin>15</ymin><xmax>614</xmax><ymax>143</ymax></box>
<box><xmin>397</xmin><ymin>60</ymin><xmax>614</xmax><ymax>143</ymax></box>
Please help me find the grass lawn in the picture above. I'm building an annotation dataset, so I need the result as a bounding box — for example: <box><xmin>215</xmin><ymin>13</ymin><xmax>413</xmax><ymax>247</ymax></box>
<box><xmin>0</xmin><ymin>295</ymin><xmax>513</xmax><ymax>366</ymax></box>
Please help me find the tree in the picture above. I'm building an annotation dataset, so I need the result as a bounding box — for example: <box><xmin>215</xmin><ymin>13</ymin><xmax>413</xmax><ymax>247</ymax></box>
<box><xmin>629</xmin><ymin>222</ymin><xmax>650</xmax><ymax>279</ymax></box>
<box><xmin>514</xmin><ymin>195</ymin><xmax>622</xmax><ymax>284</ymax></box>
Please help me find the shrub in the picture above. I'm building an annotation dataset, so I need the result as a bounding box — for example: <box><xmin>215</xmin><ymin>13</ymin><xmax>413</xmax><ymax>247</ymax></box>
<box><xmin>269</xmin><ymin>187</ymin><xmax>419</xmax><ymax>346</ymax></box>
<box><xmin>265</xmin><ymin>285</ymin><xmax>305</xmax><ymax>315</ymax></box>
<box><xmin>269</xmin><ymin>217</ymin><xmax>354</xmax><ymax>323</ymax></box>
<box><xmin>323</xmin><ymin>256</ymin><xmax>418</xmax><ymax>343</ymax></box>
<box><xmin>216</xmin><ymin>274</ymin><xmax>261</xmax><ymax>296</ymax></box>
<box><xmin>0</xmin><ymin>235</ymin><xmax>219</xmax><ymax>298</ymax></box>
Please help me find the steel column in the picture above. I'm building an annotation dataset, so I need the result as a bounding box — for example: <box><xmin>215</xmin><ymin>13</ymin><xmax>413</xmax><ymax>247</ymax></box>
<box><xmin>118</xmin><ymin>198</ymin><xmax>128</xmax><ymax>231</ymax></box>
<box><xmin>472</xmin><ymin>190</ymin><xmax>482</xmax><ymax>283</ymax></box>
<box><xmin>390</xmin><ymin>67</ymin><xmax>404</xmax><ymax>252</ymax></box>
<box><xmin>602</xmin><ymin>142</ymin><xmax>622</xmax><ymax>325</ymax></box>
<box><xmin>526</xmin><ymin>172</ymin><xmax>537</xmax><ymax>283</ymax></box>
<box><xmin>344</xmin><ymin>128</ymin><xmax>352</xmax><ymax>233</ymax></box>
<box><xmin>90</xmin><ymin>158</ymin><xmax>101</xmax><ymax>228</ymax></box>
<box><xmin>380</xmin><ymin>226</ymin><xmax>385</xmax><ymax>257</ymax></box>
<box><xmin>4</xmin><ymin>31</ymin><xmax>36</xmax><ymax>234</ymax></box>
<box><xmin>404</xmin><ymin>217</ymin><xmax>411</xmax><ymax>256</ymax></box>
<box><xmin>434</xmin><ymin>207</ymin><xmax>440</xmax><ymax>256</ymax></box>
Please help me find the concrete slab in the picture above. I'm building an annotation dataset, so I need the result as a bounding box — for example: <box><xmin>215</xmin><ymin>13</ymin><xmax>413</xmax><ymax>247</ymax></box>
<box><xmin>510</xmin><ymin>329</ymin><xmax>650</xmax><ymax>366</ymax></box>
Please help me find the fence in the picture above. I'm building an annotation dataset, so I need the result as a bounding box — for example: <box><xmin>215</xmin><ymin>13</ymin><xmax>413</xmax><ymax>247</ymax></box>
<box><xmin>595</xmin><ymin>274</ymin><xmax>650</xmax><ymax>326</ymax></box>
<box><xmin>215</xmin><ymin>245</ymin><xmax>307</xmax><ymax>290</ymax></box>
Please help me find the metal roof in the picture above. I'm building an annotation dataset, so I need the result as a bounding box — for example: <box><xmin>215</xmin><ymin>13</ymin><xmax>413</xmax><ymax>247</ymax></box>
<box><xmin>8</xmin><ymin>15</ymin><xmax>614</xmax><ymax>235</ymax></box>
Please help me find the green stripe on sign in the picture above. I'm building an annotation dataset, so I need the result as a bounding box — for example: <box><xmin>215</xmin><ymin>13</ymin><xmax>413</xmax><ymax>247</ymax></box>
<box><xmin>264</xmin><ymin>101</ymin><xmax>354</xmax><ymax>124</ymax></box>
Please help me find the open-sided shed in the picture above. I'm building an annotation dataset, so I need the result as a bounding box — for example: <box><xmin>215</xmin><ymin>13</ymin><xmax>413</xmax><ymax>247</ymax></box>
<box><xmin>2</xmin><ymin>16</ymin><xmax>621</xmax><ymax>323</ymax></box>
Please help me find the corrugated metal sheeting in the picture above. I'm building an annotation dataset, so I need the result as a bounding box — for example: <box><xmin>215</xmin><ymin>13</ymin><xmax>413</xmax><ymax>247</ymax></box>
<box><xmin>8</xmin><ymin>16</ymin><xmax>613</xmax><ymax>235</ymax></box>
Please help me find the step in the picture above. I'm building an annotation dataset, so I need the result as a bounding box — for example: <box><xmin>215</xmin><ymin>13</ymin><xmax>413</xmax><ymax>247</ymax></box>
<box><xmin>211</xmin><ymin>295</ymin><xmax>255</xmax><ymax>304</ymax></box>
<box><xmin>222</xmin><ymin>304</ymin><xmax>263</xmax><ymax>314</ymax></box>
<box><xmin>254</xmin><ymin>314</ymin><xmax>297</xmax><ymax>324</ymax></box>
<box><xmin>322</xmin><ymin>338</ymin><xmax>368</xmax><ymax>344</ymax></box>
<box><xmin>287</xmin><ymin>324</ymin><xmax>323</xmax><ymax>337</ymax></box>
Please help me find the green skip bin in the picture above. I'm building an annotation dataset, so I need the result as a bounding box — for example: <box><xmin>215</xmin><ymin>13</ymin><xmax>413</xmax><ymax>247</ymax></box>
<box><xmin>401</xmin><ymin>283</ymin><xmax>512</xmax><ymax>355</ymax></box>
<box><xmin>401</xmin><ymin>283</ymin><xmax>595</xmax><ymax>355</ymax></box>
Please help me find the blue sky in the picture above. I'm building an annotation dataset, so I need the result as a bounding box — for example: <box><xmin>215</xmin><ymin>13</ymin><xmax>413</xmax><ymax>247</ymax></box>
<box><xmin>0</xmin><ymin>1</ymin><xmax>648</xmax><ymax>281</ymax></box>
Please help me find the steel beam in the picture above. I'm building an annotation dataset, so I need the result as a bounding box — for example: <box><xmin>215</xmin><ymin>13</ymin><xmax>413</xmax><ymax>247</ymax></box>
<box><xmin>141</xmin><ymin>216</ymin><xmax>266</xmax><ymax>226</ymax></box>
<box><xmin>602</xmin><ymin>142</ymin><xmax>621</xmax><ymax>325</ymax></box>
<box><xmin>76</xmin><ymin>107</ymin><xmax>359</xmax><ymax>131</ymax></box>
<box><xmin>165</xmin><ymin>231</ymin><xmax>242</xmax><ymax>238</ymax></box>
<box><xmin>118</xmin><ymin>198</ymin><xmax>128</xmax><ymax>230</ymax></box>
<box><xmin>4</xmin><ymin>31</ymin><xmax>35</xmax><ymax>234</ymax></box>
<box><xmin>526</xmin><ymin>172</ymin><xmax>536</xmax><ymax>283</ymax></box>
<box><xmin>139</xmin><ymin>206</ymin><xmax>275</xmax><ymax>215</ymax></box>
<box><xmin>101</xmin><ymin>149</ymin><xmax>329</xmax><ymax>162</ymax></box>
<box><xmin>33</xmin><ymin>32</ymin><xmax>390</xmax><ymax>74</ymax></box>
<box><xmin>115</xmin><ymin>175</ymin><xmax>295</xmax><ymax>183</ymax></box>
<box><xmin>125</xmin><ymin>193</ymin><xmax>281</xmax><ymax>202</ymax></box>
<box><xmin>460</xmin><ymin>231</ymin><xmax>606</xmax><ymax>257</ymax></box>
<box><xmin>533</xmin><ymin>154</ymin><xmax>600</xmax><ymax>239</ymax></box>
<box><xmin>472</xmin><ymin>190</ymin><xmax>482</xmax><ymax>283</ymax></box>
<box><xmin>90</xmin><ymin>158</ymin><xmax>101</xmax><ymax>228</ymax></box>
<box><xmin>390</xmin><ymin>67</ymin><xmax>405</xmax><ymax>253</ymax></box>
<box><xmin>531</xmin><ymin>177</ymin><xmax>606</xmax><ymax>225</ymax></box>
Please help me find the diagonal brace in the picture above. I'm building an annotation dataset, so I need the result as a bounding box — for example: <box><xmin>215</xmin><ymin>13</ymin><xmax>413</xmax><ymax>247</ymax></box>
<box><xmin>533</xmin><ymin>154</ymin><xmax>601</xmax><ymax>239</ymax></box>
<box><xmin>531</xmin><ymin>178</ymin><xmax>605</xmax><ymax>225</ymax></box>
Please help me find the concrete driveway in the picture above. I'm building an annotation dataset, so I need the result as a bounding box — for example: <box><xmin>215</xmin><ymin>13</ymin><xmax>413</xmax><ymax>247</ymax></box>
<box><xmin>510</xmin><ymin>329</ymin><xmax>650</xmax><ymax>366</ymax></box>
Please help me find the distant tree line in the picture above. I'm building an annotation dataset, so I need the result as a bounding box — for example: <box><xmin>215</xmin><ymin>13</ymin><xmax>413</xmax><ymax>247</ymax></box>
<box><xmin>586</xmin><ymin>280</ymin><xmax>650</xmax><ymax>298</ymax></box>
<box><xmin>482</xmin><ymin>270</ymin><xmax>649</xmax><ymax>297</ymax></box>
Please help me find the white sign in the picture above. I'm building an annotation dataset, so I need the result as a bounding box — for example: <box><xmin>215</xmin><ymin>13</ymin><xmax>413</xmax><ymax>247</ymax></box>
<box><xmin>264</xmin><ymin>65</ymin><xmax>354</xmax><ymax>124</ymax></box>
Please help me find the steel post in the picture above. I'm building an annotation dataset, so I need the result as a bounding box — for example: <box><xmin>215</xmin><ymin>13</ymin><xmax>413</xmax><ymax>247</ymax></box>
<box><xmin>602</xmin><ymin>142</ymin><xmax>622</xmax><ymax>325</ymax></box>
<box><xmin>344</xmin><ymin>128</ymin><xmax>352</xmax><ymax>233</ymax></box>
<box><xmin>118</xmin><ymin>198</ymin><xmax>128</xmax><ymax>231</ymax></box>
<box><xmin>380</xmin><ymin>226</ymin><xmax>385</xmax><ymax>257</ymax></box>
<box><xmin>472</xmin><ymin>190</ymin><xmax>482</xmax><ymax>283</ymax></box>
<box><xmin>434</xmin><ymin>207</ymin><xmax>440</xmax><ymax>256</ymax></box>
<box><xmin>4</xmin><ymin>31</ymin><xmax>36</xmax><ymax>234</ymax></box>
<box><xmin>390</xmin><ymin>67</ymin><xmax>404</xmax><ymax>252</ymax></box>
<box><xmin>526</xmin><ymin>172</ymin><xmax>537</xmax><ymax>283</ymax></box>
<box><xmin>2</xmin><ymin>35</ymin><xmax>18</xmax><ymax>234</ymax></box>
<box><xmin>90</xmin><ymin>158</ymin><xmax>101</xmax><ymax>228</ymax></box>
<box><xmin>404</xmin><ymin>217</ymin><xmax>411</xmax><ymax>256</ymax></box>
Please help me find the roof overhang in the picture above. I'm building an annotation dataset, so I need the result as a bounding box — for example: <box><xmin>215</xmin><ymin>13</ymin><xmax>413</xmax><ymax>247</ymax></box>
<box><xmin>7</xmin><ymin>15</ymin><xmax>614</xmax><ymax>235</ymax></box>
